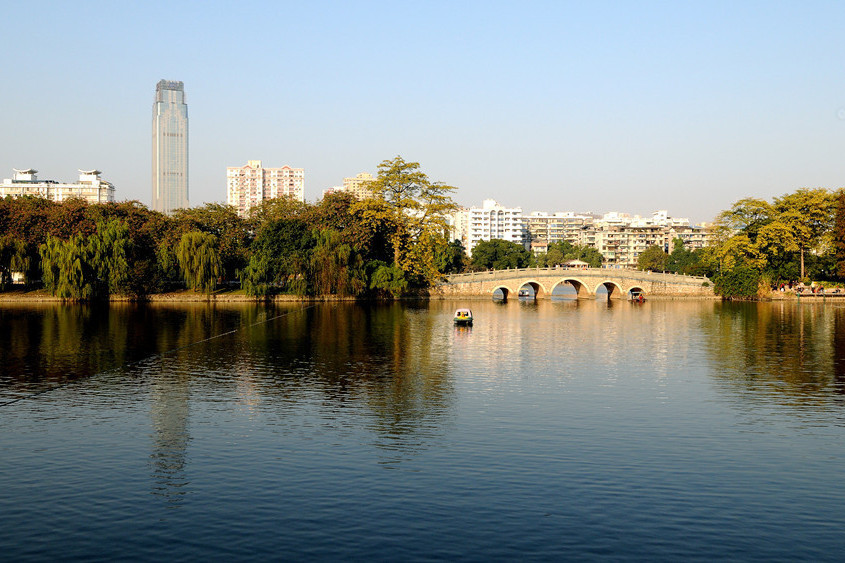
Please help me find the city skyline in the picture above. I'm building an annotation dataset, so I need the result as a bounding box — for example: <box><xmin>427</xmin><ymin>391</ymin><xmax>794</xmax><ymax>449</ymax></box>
<box><xmin>2</xmin><ymin>2</ymin><xmax>844</xmax><ymax>223</ymax></box>
<box><xmin>152</xmin><ymin>80</ymin><xmax>189</xmax><ymax>214</ymax></box>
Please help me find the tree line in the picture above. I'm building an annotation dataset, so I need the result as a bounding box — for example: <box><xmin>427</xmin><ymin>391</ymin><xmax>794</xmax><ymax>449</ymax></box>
<box><xmin>0</xmin><ymin>156</ymin><xmax>465</xmax><ymax>300</ymax></box>
<box><xmin>634</xmin><ymin>187</ymin><xmax>845</xmax><ymax>298</ymax></box>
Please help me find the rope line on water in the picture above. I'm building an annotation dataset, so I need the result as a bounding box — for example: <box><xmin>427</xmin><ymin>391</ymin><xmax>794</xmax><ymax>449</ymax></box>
<box><xmin>0</xmin><ymin>303</ymin><xmax>318</xmax><ymax>408</ymax></box>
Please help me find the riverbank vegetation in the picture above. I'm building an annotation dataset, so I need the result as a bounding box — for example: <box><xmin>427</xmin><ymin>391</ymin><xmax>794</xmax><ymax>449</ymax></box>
<box><xmin>636</xmin><ymin>187</ymin><xmax>845</xmax><ymax>299</ymax></box>
<box><xmin>2</xmin><ymin>157</ymin><xmax>842</xmax><ymax>302</ymax></box>
<box><xmin>0</xmin><ymin>156</ymin><xmax>464</xmax><ymax>300</ymax></box>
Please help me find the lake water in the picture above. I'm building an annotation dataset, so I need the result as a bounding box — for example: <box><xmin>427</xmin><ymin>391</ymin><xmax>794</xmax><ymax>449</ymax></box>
<box><xmin>2</xmin><ymin>298</ymin><xmax>845</xmax><ymax>561</ymax></box>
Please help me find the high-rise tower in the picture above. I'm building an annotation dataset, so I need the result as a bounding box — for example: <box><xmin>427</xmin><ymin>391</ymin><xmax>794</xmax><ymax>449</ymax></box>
<box><xmin>152</xmin><ymin>80</ymin><xmax>188</xmax><ymax>214</ymax></box>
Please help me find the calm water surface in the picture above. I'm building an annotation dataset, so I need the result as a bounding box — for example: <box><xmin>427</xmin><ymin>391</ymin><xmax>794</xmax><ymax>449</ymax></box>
<box><xmin>2</xmin><ymin>299</ymin><xmax>845</xmax><ymax>561</ymax></box>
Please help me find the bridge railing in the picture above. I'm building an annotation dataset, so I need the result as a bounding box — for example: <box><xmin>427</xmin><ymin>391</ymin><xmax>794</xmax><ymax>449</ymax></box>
<box><xmin>442</xmin><ymin>267</ymin><xmax>710</xmax><ymax>285</ymax></box>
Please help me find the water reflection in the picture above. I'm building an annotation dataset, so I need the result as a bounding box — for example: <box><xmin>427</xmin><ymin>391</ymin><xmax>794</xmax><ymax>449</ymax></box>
<box><xmin>7</xmin><ymin>300</ymin><xmax>845</xmax><ymax>560</ymax></box>
<box><xmin>149</xmin><ymin>367</ymin><xmax>190</xmax><ymax>507</ymax></box>
<box><xmin>231</xmin><ymin>304</ymin><xmax>456</xmax><ymax>465</ymax></box>
<box><xmin>702</xmin><ymin>301</ymin><xmax>845</xmax><ymax>408</ymax></box>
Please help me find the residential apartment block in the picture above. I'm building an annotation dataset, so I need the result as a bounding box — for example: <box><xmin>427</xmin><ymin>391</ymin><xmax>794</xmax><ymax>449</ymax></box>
<box><xmin>322</xmin><ymin>172</ymin><xmax>375</xmax><ymax>200</ymax></box>
<box><xmin>526</xmin><ymin>211</ymin><xmax>598</xmax><ymax>247</ymax></box>
<box><xmin>1</xmin><ymin>168</ymin><xmax>115</xmax><ymax>204</ymax></box>
<box><xmin>343</xmin><ymin>172</ymin><xmax>374</xmax><ymax>199</ymax></box>
<box><xmin>452</xmin><ymin>199</ymin><xmax>529</xmax><ymax>255</ymax></box>
<box><xmin>451</xmin><ymin>202</ymin><xmax>711</xmax><ymax>268</ymax></box>
<box><xmin>227</xmin><ymin>160</ymin><xmax>304</xmax><ymax>217</ymax></box>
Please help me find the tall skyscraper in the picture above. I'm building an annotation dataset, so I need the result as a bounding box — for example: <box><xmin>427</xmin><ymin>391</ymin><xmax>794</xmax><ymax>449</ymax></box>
<box><xmin>152</xmin><ymin>80</ymin><xmax>188</xmax><ymax>214</ymax></box>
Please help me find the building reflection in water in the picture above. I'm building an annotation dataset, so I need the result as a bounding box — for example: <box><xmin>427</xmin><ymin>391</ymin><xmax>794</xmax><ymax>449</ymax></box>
<box><xmin>149</xmin><ymin>366</ymin><xmax>191</xmax><ymax>507</ymax></box>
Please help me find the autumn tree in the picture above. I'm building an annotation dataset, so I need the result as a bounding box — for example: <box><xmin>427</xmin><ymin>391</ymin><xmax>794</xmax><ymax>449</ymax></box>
<box><xmin>715</xmin><ymin>197</ymin><xmax>774</xmax><ymax>243</ymax></box>
<box><xmin>359</xmin><ymin>156</ymin><xmax>458</xmax><ymax>285</ymax></box>
<box><xmin>835</xmin><ymin>190</ymin><xmax>845</xmax><ymax>279</ymax></box>
<box><xmin>773</xmin><ymin>188</ymin><xmax>834</xmax><ymax>279</ymax></box>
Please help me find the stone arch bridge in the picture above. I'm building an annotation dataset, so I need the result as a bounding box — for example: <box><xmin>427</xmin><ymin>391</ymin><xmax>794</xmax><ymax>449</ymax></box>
<box><xmin>433</xmin><ymin>267</ymin><xmax>713</xmax><ymax>300</ymax></box>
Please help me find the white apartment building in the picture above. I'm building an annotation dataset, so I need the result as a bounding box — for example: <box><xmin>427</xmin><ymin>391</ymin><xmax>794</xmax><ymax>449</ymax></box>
<box><xmin>227</xmin><ymin>160</ymin><xmax>304</xmax><ymax>217</ymax></box>
<box><xmin>526</xmin><ymin>211</ymin><xmax>596</xmax><ymax>247</ymax></box>
<box><xmin>454</xmin><ymin>199</ymin><xmax>711</xmax><ymax>265</ymax></box>
<box><xmin>1</xmin><ymin>168</ymin><xmax>115</xmax><ymax>204</ymax></box>
<box><xmin>447</xmin><ymin>207</ymin><xmax>470</xmax><ymax>249</ymax></box>
<box><xmin>466</xmin><ymin>199</ymin><xmax>529</xmax><ymax>255</ymax></box>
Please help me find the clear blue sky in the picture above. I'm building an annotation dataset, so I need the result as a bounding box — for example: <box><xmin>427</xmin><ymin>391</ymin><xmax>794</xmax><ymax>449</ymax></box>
<box><xmin>2</xmin><ymin>0</ymin><xmax>843</xmax><ymax>223</ymax></box>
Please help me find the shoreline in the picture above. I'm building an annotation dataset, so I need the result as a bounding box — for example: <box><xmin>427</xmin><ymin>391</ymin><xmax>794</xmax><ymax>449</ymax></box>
<box><xmin>2</xmin><ymin>288</ymin><xmax>838</xmax><ymax>304</ymax></box>
<box><xmin>0</xmin><ymin>289</ymin><xmax>774</xmax><ymax>304</ymax></box>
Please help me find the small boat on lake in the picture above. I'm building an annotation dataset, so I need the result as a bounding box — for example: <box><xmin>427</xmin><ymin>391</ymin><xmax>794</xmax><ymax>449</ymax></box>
<box><xmin>454</xmin><ymin>308</ymin><xmax>473</xmax><ymax>326</ymax></box>
<box><xmin>630</xmin><ymin>291</ymin><xmax>646</xmax><ymax>303</ymax></box>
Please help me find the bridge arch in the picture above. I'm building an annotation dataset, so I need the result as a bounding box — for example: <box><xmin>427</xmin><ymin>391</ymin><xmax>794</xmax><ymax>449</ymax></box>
<box><xmin>552</xmin><ymin>278</ymin><xmax>593</xmax><ymax>299</ymax></box>
<box><xmin>519</xmin><ymin>280</ymin><xmax>548</xmax><ymax>299</ymax></box>
<box><xmin>595</xmin><ymin>280</ymin><xmax>625</xmax><ymax>300</ymax></box>
<box><xmin>492</xmin><ymin>285</ymin><xmax>515</xmax><ymax>301</ymax></box>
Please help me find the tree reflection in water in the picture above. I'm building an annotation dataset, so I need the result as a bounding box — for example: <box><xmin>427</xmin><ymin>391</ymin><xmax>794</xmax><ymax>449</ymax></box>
<box><xmin>702</xmin><ymin>301</ymin><xmax>845</xmax><ymax>408</ymax></box>
<box><xmin>229</xmin><ymin>303</ymin><xmax>456</xmax><ymax>466</ymax></box>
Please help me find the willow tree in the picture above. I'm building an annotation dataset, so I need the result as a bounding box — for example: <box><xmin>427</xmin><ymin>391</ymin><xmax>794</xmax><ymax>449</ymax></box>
<box><xmin>173</xmin><ymin>203</ymin><xmax>250</xmax><ymax>282</ymax></box>
<box><xmin>88</xmin><ymin>219</ymin><xmax>132</xmax><ymax>295</ymax></box>
<box><xmin>176</xmin><ymin>231</ymin><xmax>221</xmax><ymax>293</ymax></box>
<box><xmin>39</xmin><ymin>235</ymin><xmax>96</xmax><ymax>300</ymax></box>
<box><xmin>359</xmin><ymin>156</ymin><xmax>458</xmax><ymax>286</ymax></box>
<box><xmin>309</xmin><ymin>229</ymin><xmax>366</xmax><ymax>296</ymax></box>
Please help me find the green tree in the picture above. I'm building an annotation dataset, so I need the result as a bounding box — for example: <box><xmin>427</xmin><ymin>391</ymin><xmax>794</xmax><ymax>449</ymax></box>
<box><xmin>0</xmin><ymin>236</ymin><xmax>29</xmax><ymax>289</ymax></box>
<box><xmin>434</xmin><ymin>239</ymin><xmax>468</xmax><ymax>275</ymax></box>
<box><xmin>368</xmin><ymin>262</ymin><xmax>409</xmax><ymax>298</ymax></box>
<box><xmin>637</xmin><ymin>245</ymin><xmax>668</xmax><ymax>272</ymax></box>
<box><xmin>175</xmin><ymin>231</ymin><xmax>221</xmax><ymax>293</ymax></box>
<box><xmin>88</xmin><ymin>200</ymin><xmax>174</xmax><ymax>295</ymax></box>
<box><xmin>240</xmin><ymin>218</ymin><xmax>313</xmax><ymax>296</ymax></box>
<box><xmin>569</xmin><ymin>245</ymin><xmax>603</xmax><ymax>268</ymax></box>
<box><xmin>470</xmin><ymin>239</ymin><xmax>531</xmax><ymax>270</ymax></box>
<box><xmin>173</xmin><ymin>203</ymin><xmax>250</xmax><ymax>282</ymax></box>
<box><xmin>714</xmin><ymin>263</ymin><xmax>763</xmax><ymax>299</ymax></box>
<box><xmin>545</xmin><ymin>246</ymin><xmax>565</xmax><ymax>267</ymax></box>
